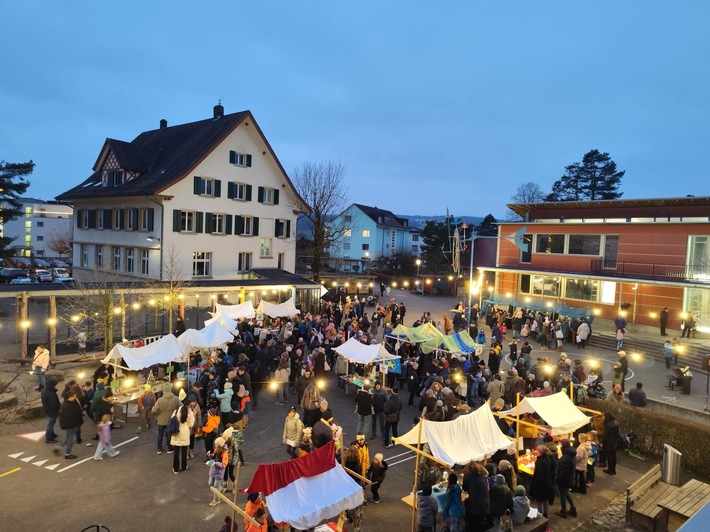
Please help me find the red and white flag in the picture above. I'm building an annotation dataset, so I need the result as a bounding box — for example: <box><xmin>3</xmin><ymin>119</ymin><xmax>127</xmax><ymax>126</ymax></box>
<box><xmin>247</xmin><ymin>440</ymin><xmax>363</xmax><ymax>529</ymax></box>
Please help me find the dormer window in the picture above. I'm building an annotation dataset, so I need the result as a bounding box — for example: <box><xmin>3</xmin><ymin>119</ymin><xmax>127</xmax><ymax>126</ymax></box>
<box><xmin>108</xmin><ymin>171</ymin><xmax>124</xmax><ymax>187</ymax></box>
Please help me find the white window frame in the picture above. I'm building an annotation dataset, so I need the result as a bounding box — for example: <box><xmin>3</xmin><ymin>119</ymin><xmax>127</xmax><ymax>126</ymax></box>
<box><xmin>181</xmin><ymin>211</ymin><xmax>195</xmax><ymax>233</ymax></box>
<box><xmin>126</xmin><ymin>248</ymin><xmax>135</xmax><ymax>274</ymax></box>
<box><xmin>139</xmin><ymin>209</ymin><xmax>149</xmax><ymax>231</ymax></box>
<box><xmin>113</xmin><ymin>209</ymin><xmax>121</xmax><ymax>230</ymax></box>
<box><xmin>362</xmin><ymin>230</ymin><xmax>370</xmax><ymax>238</ymax></box>
<box><xmin>199</xmin><ymin>177</ymin><xmax>214</xmax><ymax>197</ymax></box>
<box><xmin>80</xmin><ymin>244</ymin><xmax>89</xmax><ymax>267</ymax></box>
<box><xmin>97</xmin><ymin>211</ymin><xmax>105</xmax><ymax>230</ymax></box>
<box><xmin>232</xmin><ymin>152</ymin><xmax>247</xmax><ymax>167</ymax></box>
<box><xmin>238</xmin><ymin>252</ymin><xmax>252</xmax><ymax>272</ymax></box>
<box><xmin>262</xmin><ymin>187</ymin><xmax>275</xmax><ymax>205</ymax></box>
<box><xmin>112</xmin><ymin>246</ymin><xmax>121</xmax><ymax>271</ymax></box>
<box><xmin>192</xmin><ymin>251</ymin><xmax>212</xmax><ymax>277</ymax></box>
<box><xmin>96</xmin><ymin>246</ymin><xmax>104</xmax><ymax>269</ymax></box>
<box><xmin>344</xmin><ymin>229</ymin><xmax>352</xmax><ymax>237</ymax></box>
<box><xmin>140</xmin><ymin>249</ymin><xmax>149</xmax><ymax>276</ymax></box>
<box><xmin>243</xmin><ymin>216</ymin><xmax>253</xmax><ymax>236</ymax></box>
<box><xmin>81</xmin><ymin>210</ymin><xmax>89</xmax><ymax>229</ymax></box>
<box><xmin>260</xmin><ymin>238</ymin><xmax>272</xmax><ymax>258</ymax></box>
<box><xmin>232</xmin><ymin>182</ymin><xmax>246</xmax><ymax>201</ymax></box>
<box><xmin>125</xmin><ymin>209</ymin><xmax>136</xmax><ymax>231</ymax></box>
<box><xmin>211</xmin><ymin>213</ymin><xmax>225</xmax><ymax>235</ymax></box>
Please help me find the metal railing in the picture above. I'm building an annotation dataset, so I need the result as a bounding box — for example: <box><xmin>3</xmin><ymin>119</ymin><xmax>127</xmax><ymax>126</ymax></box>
<box><xmin>591</xmin><ymin>260</ymin><xmax>710</xmax><ymax>282</ymax></box>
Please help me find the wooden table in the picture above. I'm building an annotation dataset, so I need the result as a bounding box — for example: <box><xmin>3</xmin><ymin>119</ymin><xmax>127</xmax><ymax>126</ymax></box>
<box><xmin>659</xmin><ymin>479</ymin><xmax>710</xmax><ymax>531</ymax></box>
<box><xmin>113</xmin><ymin>381</ymin><xmax>168</xmax><ymax>424</ymax></box>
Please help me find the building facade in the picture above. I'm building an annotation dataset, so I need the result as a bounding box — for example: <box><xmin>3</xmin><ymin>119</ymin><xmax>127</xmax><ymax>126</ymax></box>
<box><xmin>58</xmin><ymin>105</ymin><xmax>308</xmax><ymax>282</ymax></box>
<box><xmin>0</xmin><ymin>198</ymin><xmax>73</xmax><ymax>258</ymax></box>
<box><xmin>482</xmin><ymin>197</ymin><xmax>710</xmax><ymax>332</ymax></box>
<box><xmin>328</xmin><ymin>203</ymin><xmax>419</xmax><ymax>272</ymax></box>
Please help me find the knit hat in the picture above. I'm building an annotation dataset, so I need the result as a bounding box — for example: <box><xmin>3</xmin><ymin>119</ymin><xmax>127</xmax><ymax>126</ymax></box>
<box><xmin>374</xmin><ymin>453</ymin><xmax>384</xmax><ymax>462</ymax></box>
<box><xmin>498</xmin><ymin>460</ymin><xmax>512</xmax><ymax>471</ymax></box>
<box><xmin>144</xmin><ymin>384</ymin><xmax>152</xmax><ymax>391</ymax></box>
<box><xmin>436</xmin><ymin>400</ymin><xmax>444</xmax><ymax>407</ymax></box>
<box><xmin>187</xmin><ymin>393</ymin><xmax>197</xmax><ymax>403</ymax></box>
<box><xmin>495</xmin><ymin>474</ymin><xmax>506</xmax><ymax>485</ymax></box>
<box><xmin>535</xmin><ymin>445</ymin><xmax>548</xmax><ymax>455</ymax></box>
<box><xmin>560</xmin><ymin>438</ymin><xmax>571</xmax><ymax>448</ymax></box>
<box><xmin>224</xmin><ymin>382</ymin><xmax>233</xmax><ymax>389</ymax></box>
<box><xmin>214</xmin><ymin>437</ymin><xmax>226</xmax><ymax>448</ymax></box>
<box><xmin>96</xmin><ymin>382</ymin><xmax>105</xmax><ymax>390</ymax></box>
<box><xmin>516</xmin><ymin>485</ymin><xmax>526</xmax><ymax>496</ymax></box>
<box><xmin>222</xmin><ymin>427</ymin><xmax>234</xmax><ymax>440</ymax></box>
<box><xmin>178</xmin><ymin>389</ymin><xmax>187</xmax><ymax>401</ymax></box>
<box><xmin>495</xmin><ymin>398</ymin><xmax>505</xmax><ymax>409</ymax></box>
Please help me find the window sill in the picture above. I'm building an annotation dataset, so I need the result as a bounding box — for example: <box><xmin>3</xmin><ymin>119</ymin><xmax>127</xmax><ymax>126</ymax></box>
<box><xmin>259</xmin><ymin>255</ymin><xmax>273</xmax><ymax>259</ymax></box>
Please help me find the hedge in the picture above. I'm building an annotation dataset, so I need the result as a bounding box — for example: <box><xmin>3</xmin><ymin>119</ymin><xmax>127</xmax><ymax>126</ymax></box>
<box><xmin>585</xmin><ymin>398</ymin><xmax>710</xmax><ymax>479</ymax></box>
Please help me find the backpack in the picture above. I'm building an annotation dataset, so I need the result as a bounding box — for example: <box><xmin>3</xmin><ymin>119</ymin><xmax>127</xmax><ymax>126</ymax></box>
<box><xmin>574</xmin><ymin>384</ymin><xmax>587</xmax><ymax>405</ymax></box>
<box><xmin>166</xmin><ymin>409</ymin><xmax>180</xmax><ymax>433</ymax></box>
<box><xmin>230</xmin><ymin>392</ymin><xmax>241</xmax><ymax>411</ymax></box>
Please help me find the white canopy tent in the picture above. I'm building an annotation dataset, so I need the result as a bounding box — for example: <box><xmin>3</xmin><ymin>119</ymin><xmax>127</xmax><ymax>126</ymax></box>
<box><xmin>499</xmin><ymin>391</ymin><xmax>591</xmax><ymax>436</ymax></box>
<box><xmin>204</xmin><ymin>312</ymin><xmax>240</xmax><ymax>336</ymax></box>
<box><xmin>176</xmin><ymin>320</ymin><xmax>235</xmax><ymax>352</ymax></box>
<box><xmin>334</xmin><ymin>337</ymin><xmax>399</xmax><ymax>365</ymax></box>
<box><xmin>215</xmin><ymin>300</ymin><xmax>256</xmax><ymax>320</ymax></box>
<box><xmin>102</xmin><ymin>334</ymin><xmax>185</xmax><ymax>370</ymax></box>
<box><xmin>396</xmin><ymin>403</ymin><xmax>512</xmax><ymax>466</ymax></box>
<box><xmin>256</xmin><ymin>298</ymin><xmax>300</xmax><ymax>317</ymax></box>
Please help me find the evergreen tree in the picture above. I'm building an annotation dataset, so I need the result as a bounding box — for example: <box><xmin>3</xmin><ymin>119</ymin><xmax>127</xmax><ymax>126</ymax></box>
<box><xmin>474</xmin><ymin>214</ymin><xmax>498</xmax><ymax>237</ymax></box>
<box><xmin>420</xmin><ymin>216</ymin><xmax>454</xmax><ymax>273</ymax></box>
<box><xmin>546</xmin><ymin>150</ymin><xmax>624</xmax><ymax>202</ymax></box>
<box><xmin>0</xmin><ymin>161</ymin><xmax>33</xmax><ymax>257</ymax></box>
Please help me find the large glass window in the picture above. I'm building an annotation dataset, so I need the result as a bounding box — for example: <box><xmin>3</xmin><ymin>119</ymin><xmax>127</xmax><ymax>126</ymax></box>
<box><xmin>564</xmin><ymin>278</ymin><xmax>599</xmax><ymax>301</ymax></box>
<box><xmin>688</xmin><ymin>236</ymin><xmax>710</xmax><ymax>280</ymax></box>
<box><xmin>126</xmin><ymin>248</ymin><xmax>135</xmax><ymax>273</ymax></box>
<box><xmin>238</xmin><ymin>252</ymin><xmax>252</xmax><ymax>272</ymax></box>
<box><xmin>568</xmin><ymin>234</ymin><xmax>601</xmax><ymax>255</ymax></box>
<box><xmin>532</xmin><ymin>275</ymin><xmax>561</xmax><ymax>297</ymax></box>
<box><xmin>112</xmin><ymin>247</ymin><xmax>121</xmax><ymax>271</ymax></box>
<box><xmin>96</xmin><ymin>246</ymin><xmax>104</xmax><ymax>269</ymax></box>
<box><xmin>603</xmin><ymin>235</ymin><xmax>619</xmax><ymax>268</ymax></box>
<box><xmin>260</xmin><ymin>238</ymin><xmax>272</xmax><ymax>258</ymax></box>
<box><xmin>192</xmin><ymin>252</ymin><xmax>211</xmax><ymax>277</ymax></box>
<box><xmin>535</xmin><ymin>234</ymin><xmax>565</xmax><ymax>254</ymax></box>
<box><xmin>140</xmin><ymin>250</ymin><xmax>149</xmax><ymax>275</ymax></box>
<box><xmin>519</xmin><ymin>274</ymin><xmax>531</xmax><ymax>293</ymax></box>
<box><xmin>520</xmin><ymin>233</ymin><xmax>532</xmax><ymax>263</ymax></box>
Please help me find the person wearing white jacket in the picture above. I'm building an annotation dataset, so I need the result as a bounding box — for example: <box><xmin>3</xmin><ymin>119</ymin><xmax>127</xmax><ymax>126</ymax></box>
<box><xmin>32</xmin><ymin>344</ymin><xmax>50</xmax><ymax>391</ymax></box>
<box><xmin>274</xmin><ymin>357</ymin><xmax>291</xmax><ymax>405</ymax></box>
<box><xmin>170</xmin><ymin>404</ymin><xmax>195</xmax><ymax>474</ymax></box>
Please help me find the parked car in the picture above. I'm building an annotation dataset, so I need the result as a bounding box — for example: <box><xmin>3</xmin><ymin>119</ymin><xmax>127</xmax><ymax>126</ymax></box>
<box><xmin>35</xmin><ymin>269</ymin><xmax>53</xmax><ymax>283</ymax></box>
<box><xmin>50</xmin><ymin>259</ymin><xmax>70</xmax><ymax>268</ymax></box>
<box><xmin>52</xmin><ymin>277</ymin><xmax>74</xmax><ymax>284</ymax></box>
<box><xmin>51</xmin><ymin>268</ymin><xmax>70</xmax><ymax>278</ymax></box>
<box><xmin>10</xmin><ymin>277</ymin><xmax>39</xmax><ymax>285</ymax></box>
<box><xmin>33</xmin><ymin>258</ymin><xmax>51</xmax><ymax>268</ymax></box>
<box><xmin>10</xmin><ymin>257</ymin><xmax>31</xmax><ymax>269</ymax></box>
<box><xmin>0</xmin><ymin>268</ymin><xmax>29</xmax><ymax>283</ymax></box>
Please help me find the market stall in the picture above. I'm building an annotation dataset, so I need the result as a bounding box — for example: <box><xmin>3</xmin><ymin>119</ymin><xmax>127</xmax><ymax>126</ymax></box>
<box><xmin>215</xmin><ymin>301</ymin><xmax>257</xmax><ymax>320</ymax></box>
<box><xmin>334</xmin><ymin>337</ymin><xmax>400</xmax><ymax>391</ymax></box>
<box><xmin>256</xmin><ymin>298</ymin><xmax>300</xmax><ymax>317</ymax></box>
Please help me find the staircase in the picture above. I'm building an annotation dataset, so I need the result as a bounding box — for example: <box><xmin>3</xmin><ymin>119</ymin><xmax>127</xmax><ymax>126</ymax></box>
<box><xmin>588</xmin><ymin>333</ymin><xmax>710</xmax><ymax>373</ymax></box>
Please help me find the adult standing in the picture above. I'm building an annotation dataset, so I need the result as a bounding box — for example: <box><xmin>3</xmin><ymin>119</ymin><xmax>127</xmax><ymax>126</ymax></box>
<box><xmin>58</xmin><ymin>390</ymin><xmax>84</xmax><ymax>459</ymax></box>
<box><xmin>355</xmin><ymin>384</ymin><xmax>373</xmax><ymax>437</ymax></box>
<box><xmin>577</xmin><ymin>320</ymin><xmax>590</xmax><ymax>349</ymax></box>
<box><xmin>300</xmin><ymin>382</ymin><xmax>321</xmax><ymax>428</ymax></box>
<box><xmin>602</xmin><ymin>413</ymin><xmax>620</xmax><ymax>475</ymax></box>
<box><xmin>152</xmin><ymin>386</ymin><xmax>182</xmax><ymax>454</ymax></box>
<box><xmin>312</xmin><ymin>409</ymin><xmax>334</xmax><ymax>449</ymax></box>
<box><xmin>555</xmin><ymin>439</ymin><xmax>577</xmax><ymax>519</ymax></box>
<box><xmin>383</xmin><ymin>387</ymin><xmax>402</xmax><ymax>448</ymax></box>
<box><xmin>529</xmin><ymin>445</ymin><xmax>554</xmax><ymax>518</ymax></box>
<box><xmin>660</xmin><ymin>307</ymin><xmax>669</xmax><ymax>336</ymax></box>
<box><xmin>462</xmin><ymin>461</ymin><xmax>490</xmax><ymax>532</ymax></box>
<box><xmin>32</xmin><ymin>344</ymin><xmax>50</xmax><ymax>391</ymax></box>
<box><xmin>370</xmin><ymin>382</ymin><xmax>388</xmax><ymax>441</ymax></box>
<box><xmin>41</xmin><ymin>379</ymin><xmax>60</xmax><ymax>444</ymax></box>
<box><xmin>170</xmin><ymin>403</ymin><xmax>195</xmax><ymax>473</ymax></box>
<box><xmin>187</xmin><ymin>394</ymin><xmax>202</xmax><ymax>459</ymax></box>
<box><xmin>681</xmin><ymin>312</ymin><xmax>696</xmax><ymax>339</ymax></box>
<box><xmin>617</xmin><ymin>351</ymin><xmax>629</xmax><ymax>392</ymax></box>
<box><xmin>282</xmin><ymin>406</ymin><xmax>304</xmax><ymax>458</ymax></box>
<box><xmin>367</xmin><ymin>453</ymin><xmax>388</xmax><ymax>504</ymax></box>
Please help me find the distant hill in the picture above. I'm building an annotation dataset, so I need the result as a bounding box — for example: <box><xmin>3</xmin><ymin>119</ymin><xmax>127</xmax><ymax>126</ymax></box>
<box><xmin>397</xmin><ymin>214</ymin><xmax>485</xmax><ymax>230</ymax></box>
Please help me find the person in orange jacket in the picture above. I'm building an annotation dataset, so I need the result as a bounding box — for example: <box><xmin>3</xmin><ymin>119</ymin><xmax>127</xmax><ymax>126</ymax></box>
<box><xmin>202</xmin><ymin>408</ymin><xmax>221</xmax><ymax>458</ymax></box>
<box><xmin>244</xmin><ymin>492</ymin><xmax>266</xmax><ymax>530</ymax></box>
<box><xmin>245</xmin><ymin>506</ymin><xmax>268</xmax><ymax>532</ymax></box>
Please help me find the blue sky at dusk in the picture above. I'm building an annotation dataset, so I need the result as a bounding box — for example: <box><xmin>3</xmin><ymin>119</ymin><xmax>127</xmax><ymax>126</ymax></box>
<box><xmin>2</xmin><ymin>1</ymin><xmax>709</xmax><ymax>219</ymax></box>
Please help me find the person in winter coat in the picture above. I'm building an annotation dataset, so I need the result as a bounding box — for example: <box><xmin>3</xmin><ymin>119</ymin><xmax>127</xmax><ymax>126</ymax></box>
<box><xmin>573</xmin><ymin>433</ymin><xmax>591</xmax><ymax>494</ymax></box>
<box><xmin>136</xmin><ymin>384</ymin><xmax>156</xmax><ymax>434</ymax></box>
<box><xmin>383</xmin><ymin>387</ymin><xmax>402</xmax><ymax>447</ymax></box>
<box><xmin>371</xmin><ymin>382</ymin><xmax>388</xmax><ymax>440</ymax></box>
<box><xmin>462</xmin><ymin>461</ymin><xmax>490</xmax><ymax>532</ymax></box>
<box><xmin>187</xmin><ymin>394</ymin><xmax>202</xmax><ymax>459</ymax></box>
<box><xmin>367</xmin><ymin>453</ymin><xmax>388</xmax><ymax>503</ymax></box>
<box><xmin>58</xmin><ymin>391</ymin><xmax>84</xmax><ymax>459</ymax></box>
<box><xmin>274</xmin><ymin>357</ymin><xmax>291</xmax><ymax>405</ymax></box>
<box><xmin>442</xmin><ymin>472</ymin><xmax>465</xmax><ymax>532</ymax></box>
<box><xmin>488</xmin><ymin>373</ymin><xmax>506</xmax><ymax>405</ymax></box>
<box><xmin>214</xmin><ymin>382</ymin><xmax>234</xmax><ymax>428</ymax></box>
<box><xmin>207</xmin><ymin>437</ymin><xmax>229</xmax><ymax>507</ymax></box>
<box><xmin>301</xmin><ymin>382</ymin><xmax>321</xmax><ymax>428</ymax></box>
<box><xmin>417</xmin><ymin>484</ymin><xmax>439</xmax><ymax>532</ymax></box>
<box><xmin>511</xmin><ymin>485</ymin><xmax>531</xmax><ymax>526</ymax></box>
<box><xmin>294</xmin><ymin>368</ymin><xmax>315</xmax><ymax>404</ymax></box>
<box><xmin>406</xmin><ymin>362</ymin><xmax>420</xmax><ymax>407</ymax></box>
<box><xmin>282</xmin><ymin>406</ymin><xmax>304</xmax><ymax>459</ymax></box>
<box><xmin>152</xmin><ymin>387</ymin><xmax>182</xmax><ymax>454</ymax></box>
<box><xmin>497</xmin><ymin>459</ymin><xmax>517</xmax><ymax>490</ymax></box>
<box><xmin>32</xmin><ymin>344</ymin><xmax>50</xmax><ymax>391</ymax></box>
<box><xmin>355</xmin><ymin>385</ymin><xmax>373</xmax><ymax>437</ymax></box>
<box><xmin>602</xmin><ymin>412</ymin><xmax>620</xmax><ymax>475</ymax></box>
<box><xmin>490</xmin><ymin>474</ymin><xmax>514</xmax><ymax>526</ymax></box>
<box><xmin>41</xmin><ymin>379</ymin><xmax>60</xmax><ymax>443</ymax></box>
<box><xmin>312</xmin><ymin>410</ymin><xmax>334</xmax><ymax>449</ymax></box>
<box><xmin>202</xmin><ymin>408</ymin><xmax>221</xmax><ymax>457</ymax></box>
<box><xmin>170</xmin><ymin>403</ymin><xmax>195</xmax><ymax>473</ymax></box>
<box><xmin>529</xmin><ymin>445</ymin><xmax>554</xmax><ymax>518</ymax></box>
<box><xmin>555</xmin><ymin>439</ymin><xmax>578</xmax><ymax>519</ymax></box>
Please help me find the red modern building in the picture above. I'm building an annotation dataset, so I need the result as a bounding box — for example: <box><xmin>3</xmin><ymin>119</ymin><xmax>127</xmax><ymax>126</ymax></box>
<box><xmin>480</xmin><ymin>197</ymin><xmax>710</xmax><ymax>332</ymax></box>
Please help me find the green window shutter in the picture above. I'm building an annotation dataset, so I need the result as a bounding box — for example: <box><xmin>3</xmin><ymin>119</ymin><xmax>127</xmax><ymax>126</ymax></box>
<box><xmin>147</xmin><ymin>208</ymin><xmax>154</xmax><ymax>231</ymax></box>
<box><xmin>196</xmin><ymin>211</ymin><xmax>204</xmax><ymax>233</ymax></box>
<box><xmin>246</xmin><ymin>154</ymin><xmax>252</xmax><ymax>167</ymax></box>
<box><xmin>286</xmin><ymin>220</ymin><xmax>291</xmax><ymax>238</ymax></box>
<box><xmin>75</xmin><ymin>210</ymin><xmax>82</xmax><ymax>228</ymax></box>
<box><xmin>214</xmin><ymin>180</ymin><xmax>221</xmax><ymax>198</ymax></box>
<box><xmin>273</xmin><ymin>189</ymin><xmax>280</xmax><ymax>205</ymax></box>
<box><xmin>229</xmin><ymin>150</ymin><xmax>236</xmax><ymax>164</ymax></box>
<box><xmin>253</xmin><ymin>216</ymin><xmax>259</xmax><ymax>236</ymax></box>
<box><xmin>246</xmin><ymin>184</ymin><xmax>252</xmax><ymax>201</ymax></box>
<box><xmin>88</xmin><ymin>210</ymin><xmax>96</xmax><ymax>229</ymax></box>
<box><xmin>193</xmin><ymin>176</ymin><xmax>200</xmax><ymax>195</ymax></box>
<box><xmin>227</xmin><ymin>182</ymin><xmax>235</xmax><ymax>199</ymax></box>
<box><xmin>131</xmin><ymin>208</ymin><xmax>139</xmax><ymax>229</ymax></box>
<box><xmin>235</xmin><ymin>215</ymin><xmax>244</xmax><ymax>235</ymax></box>
<box><xmin>205</xmin><ymin>212</ymin><xmax>213</xmax><ymax>234</ymax></box>
<box><xmin>119</xmin><ymin>209</ymin><xmax>126</xmax><ymax>230</ymax></box>
<box><xmin>173</xmin><ymin>209</ymin><xmax>181</xmax><ymax>232</ymax></box>
<box><xmin>225</xmin><ymin>214</ymin><xmax>233</xmax><ymax>235</ymax></box>
<box><xmin>104</xmin><ymin>209</ymin><xmax>112</xmax><ymax>228</ymax></box>
<box><xmin>274</xmin><ymin>219</ymin><xmax>281</xmax><ymax>238</ymax></box>
<box><xmin>257</xmin><ymin>186</ymin><xmax>264</xmax><ymax>203</ymax></box>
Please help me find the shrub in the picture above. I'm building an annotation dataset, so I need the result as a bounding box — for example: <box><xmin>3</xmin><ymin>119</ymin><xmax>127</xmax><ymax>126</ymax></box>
<box><xmin>586</xmin><ymin>398</ymin><xmax>710</xmax><ymax>478</ymax></box>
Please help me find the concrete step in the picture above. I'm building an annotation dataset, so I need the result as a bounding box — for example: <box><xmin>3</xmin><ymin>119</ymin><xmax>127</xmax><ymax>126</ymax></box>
<box><xmin>588</xmin><ymin>333</ymin><xmax>708</xmax><ymax>373</ymax></box>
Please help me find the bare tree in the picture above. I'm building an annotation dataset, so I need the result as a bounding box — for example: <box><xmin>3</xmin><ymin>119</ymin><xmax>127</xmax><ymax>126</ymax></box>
<box><xmin>290</xmin><ymin>161</ymin><xmax>350</xmax><ymax>282</ymax></box>
<box><xmin>60</xmin><ymin>272</ymin><xmax>141</xmax><ymax>354</ymax></box>
<box><xmin>508</xmin><ymin>182</ymin><xmax>546</xmax><ymax>220</ymax></box>
<box><xmin>148</xmin><ymin>245</ymin><xmax>192</xmax><ymax>333</ymax></box>
<box><xmin>45</xmin><ymin>225</ymin><xmax>73</xmax><ymax>257</ymax></box>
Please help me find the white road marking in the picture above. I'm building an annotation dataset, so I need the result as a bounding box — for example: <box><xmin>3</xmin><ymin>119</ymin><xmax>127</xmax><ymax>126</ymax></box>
<box><xmin>387</xmin><ymin>455</ymin><xmax>416</xmax><ymax>467</ymax></box>
<box><xmin>57</xmin><ymin>436</ymin><xmax>139</xmax><ymax>473</ymax></box>
<box><xmin>8</xmin><ymin>452</ymin><xmax>23</xmax><ymax>459</ymax></box>
<box><xmin>32</xmin><ymin>459</ymin><xmax>47</xmax><ymax>466</ymax></box>
<box><xmin>20</xmin><ymin>455</ymin><xmax>36</xmax><ymax>462</ymax></box>
<box><xmin>45</xmin><ymin>463</ymin><xmax>60</xmax><ymax>470</ymax></box>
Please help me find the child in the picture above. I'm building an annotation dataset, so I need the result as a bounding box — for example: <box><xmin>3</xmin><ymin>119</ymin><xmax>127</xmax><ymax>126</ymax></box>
<box><xmin>207</xmin><ymin>437</ymin><xmax>228</xmax><ymax>507</ymax></box>
<box><xmin>93</xmin><ymin>414</ymin><xmax>120</xmax><ymax>460</ymax></box>
<box><xmin>136</xmin><ymin>384</ymin><xmax>156</xmax><ymax>434</ymax></box>
<box><xmin>203</xmin><ymin>408</ymin><xmax>220</xmax><ymax>458</ymax></box>
<box><xmin>417</xmin><ymin>484</ymin><xmax>438</xmax><ymax>532</ymax></box>
<box><xmin>246</xmin><ymin>506</ymin><xmax>268</xmax><ymax>532</ymax></box>
<box><xmin>587</xmin><ymin>431</ymin><xmax>599</xmax><ymax>487</ymax></box>
<box><xmin>244</xmin><ymin>493</ymin><xmax>267</xmax><ymax>530</ymax></box>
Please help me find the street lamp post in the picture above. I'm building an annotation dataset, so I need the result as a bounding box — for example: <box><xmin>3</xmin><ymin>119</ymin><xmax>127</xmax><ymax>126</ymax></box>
<box><xmin>415</xmin><ymin>258</ymin><xmax>422</xmax><ymax>295</ymax></box>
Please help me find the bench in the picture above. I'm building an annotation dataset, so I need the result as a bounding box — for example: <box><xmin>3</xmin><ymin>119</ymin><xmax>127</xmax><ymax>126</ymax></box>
<box><xmin>626</xmin><ymin>463</ymin><xmax>680</xmax><ymax>531</ymax></box>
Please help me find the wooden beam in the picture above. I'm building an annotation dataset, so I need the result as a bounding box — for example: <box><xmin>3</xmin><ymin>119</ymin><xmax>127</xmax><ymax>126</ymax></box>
<box><xmin>209</xmin><ymin>487</ymin><xmax>260</xmax><ymax>527</ymax></box>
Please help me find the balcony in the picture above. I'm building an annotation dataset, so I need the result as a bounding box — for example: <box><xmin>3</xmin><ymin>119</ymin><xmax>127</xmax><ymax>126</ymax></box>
<box><xmin>590</xmin><ymin>260</ymin><xmax>710</xmax><ymax>283</ymax></box>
